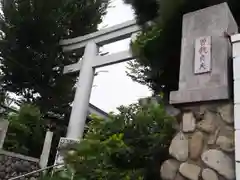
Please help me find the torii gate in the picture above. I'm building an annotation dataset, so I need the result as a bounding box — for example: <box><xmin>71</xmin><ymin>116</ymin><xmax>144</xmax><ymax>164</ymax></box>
<box><xmin>60</xmin><ymin>20</ymin><xmax>140</xmax><ymax>140</ymax></box>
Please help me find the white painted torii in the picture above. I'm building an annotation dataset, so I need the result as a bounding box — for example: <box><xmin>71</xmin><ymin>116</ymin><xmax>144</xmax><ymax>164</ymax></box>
<box><xmin>60</xmin><ymin>20</ymin><xmax>140</xmax><ymax>139</ymax></box>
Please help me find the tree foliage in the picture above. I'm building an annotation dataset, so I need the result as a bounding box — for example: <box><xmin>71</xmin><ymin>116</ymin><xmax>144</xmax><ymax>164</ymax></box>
<box><xmin>0</xmin><ymin>0</ymin><xmax>109</xmax><ymax>160</ymax></box>
<box><xmin>42</xmin><ymin>100</ymin><xmax>175</xmax><ymax>180</ymax></box>
<box><xmin>4</xmin><ymin>104</ymin><xmax>45</xmax><ymax>157</ymax></box>
<box><xmin>125</xmin><ymin>0</ymin><xmax>240</xmax><ymax>98</ymax></box>
<box><xmin>124</xmin><ymin>0</ymin><xmax>158</xmax><ymax>24</ymax></box>
<box><xmin>0</xmin><ymin>0</ymin><xmax>109</xmax><ymax>119</ymax></box>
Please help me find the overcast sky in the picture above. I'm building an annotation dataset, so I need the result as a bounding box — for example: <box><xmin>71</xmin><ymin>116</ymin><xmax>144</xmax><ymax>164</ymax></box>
<box><xmin>89</xmin><ymin>0</ymin><xmax>152</xmax><ymax>113</ymax></box>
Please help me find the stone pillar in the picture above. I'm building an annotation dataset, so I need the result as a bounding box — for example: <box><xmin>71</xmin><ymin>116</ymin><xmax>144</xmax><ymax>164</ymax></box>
<box><xmin>161</xmin><ymin>3</ymin><xmax>238</xmax><ymax>180</ymax></box>
<box><xmin>39</xmin><ymin>129</ymin><xmax>53</xmax><ymax>168</ymax></box>
<box><xmin>0</xmin><ymin>120</ymin><xmax>9</xmax><ymax>149</ymax></box>
<box><xmin>231</xmin><ymin>34</ymin><xmax>240</xmax><ymax>180</ymax></box>
<box><xmin>170</xmin><ymin>3</ymin><xmax>237</xmax><ymax>104</ymax></box>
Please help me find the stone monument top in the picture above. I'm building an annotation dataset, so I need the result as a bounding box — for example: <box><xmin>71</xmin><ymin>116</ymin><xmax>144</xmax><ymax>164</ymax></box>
<box><xmin>170</xmin><ymin>3</ymin><xmax>238</xmax><ymax>104</ymax></box>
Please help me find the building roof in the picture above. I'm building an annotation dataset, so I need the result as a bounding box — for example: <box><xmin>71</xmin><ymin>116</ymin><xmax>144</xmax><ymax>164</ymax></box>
<box><xmin>0</xmin><ymin>100</ymin><xmax>109</xmax><ymax>122</ymax></box>
<box><xmin>88</xmin><ymin>103</ymin><xmax>109</xmax><ymax>120</ymax></box>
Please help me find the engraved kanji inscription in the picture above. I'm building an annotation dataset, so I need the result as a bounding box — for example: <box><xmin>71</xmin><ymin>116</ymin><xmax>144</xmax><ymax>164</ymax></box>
<box><xmin>194</xmin><ymin>36</ymin><xmax>211</xmax><ymax>74</ymax></box>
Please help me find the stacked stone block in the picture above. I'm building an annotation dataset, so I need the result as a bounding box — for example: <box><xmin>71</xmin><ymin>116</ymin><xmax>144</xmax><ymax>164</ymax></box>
<box><xmin>161</xmin><ymin>102</ymin><xmax>235</xmax><ymax>180</ymax></box>
<box><xmin>0</xmin><ymin>151</ymin><xmax>40</xmax><ymax>180</ymax></box>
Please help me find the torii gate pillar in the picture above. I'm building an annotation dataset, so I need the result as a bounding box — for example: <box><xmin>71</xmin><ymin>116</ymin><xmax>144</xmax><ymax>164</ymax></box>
<box><xmin>66</xmin><ymin>42</ymin><xmax>97</xmax><ymax>139</ymax></box>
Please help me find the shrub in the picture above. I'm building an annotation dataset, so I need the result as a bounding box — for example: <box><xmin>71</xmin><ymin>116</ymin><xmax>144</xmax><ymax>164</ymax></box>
<box><xmin>47</xmin><ymin>100</ymin><xmax>175</xmax><ymax>180</ymax></box>
<box><xmin>4</xmin><ymin>104</ymin><xmax>45</xmax><ymax>157</ymax></box>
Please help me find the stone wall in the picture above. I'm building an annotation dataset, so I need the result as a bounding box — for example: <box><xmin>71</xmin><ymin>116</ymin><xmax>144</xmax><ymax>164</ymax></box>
<box><xmin>161</xmin><ymin>102</ymin><xmax>235</xmax><ymax>180</ymax></box>
<box><xmin>0</xmin><ymin>150</ymin><xmax>40</xmax><ymax>180</ymax></box>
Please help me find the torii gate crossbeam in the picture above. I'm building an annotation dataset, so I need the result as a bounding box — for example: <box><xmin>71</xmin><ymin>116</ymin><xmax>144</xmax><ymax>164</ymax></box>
<box><xmin>60</xmin><ymin>20</ymin><xmax>140</xmax><ymax>139</ymax></box>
